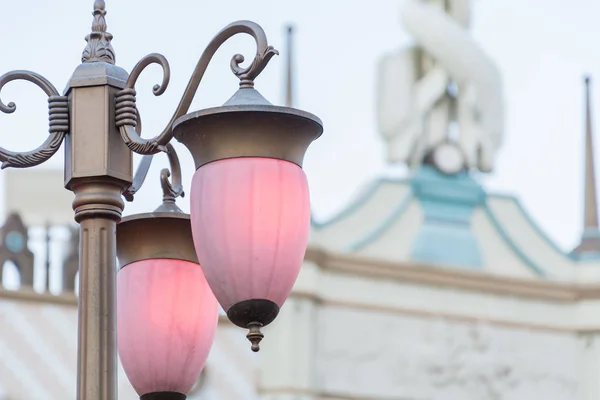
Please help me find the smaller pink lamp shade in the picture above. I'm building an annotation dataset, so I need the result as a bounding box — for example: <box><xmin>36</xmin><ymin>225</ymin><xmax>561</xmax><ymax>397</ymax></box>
<box><xmin>190</xmin><ymin>157</ymin><xmax>310</xmax><ymax>342</ymax></box>
<box><xmin>117</xmin><ymin>258</ymin><xmax>218</xmax><ymax>397</ymax></box>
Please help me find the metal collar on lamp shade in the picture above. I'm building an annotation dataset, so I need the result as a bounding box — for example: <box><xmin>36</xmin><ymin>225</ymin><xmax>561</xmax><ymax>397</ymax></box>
<box><xmin>173</xmin><ymin>86</ymin><xmax>323</xmax><ymax>169</ymax></box>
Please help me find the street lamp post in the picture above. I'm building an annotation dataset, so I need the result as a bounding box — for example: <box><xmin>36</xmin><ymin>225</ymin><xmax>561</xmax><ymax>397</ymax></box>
<box><xmin>0</xmin><ymin>1</ymin><xmax>323</xmax><ymax>399</ymax></box>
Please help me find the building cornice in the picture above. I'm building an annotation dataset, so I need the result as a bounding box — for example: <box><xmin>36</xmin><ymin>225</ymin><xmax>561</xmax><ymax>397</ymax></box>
<box><xmin>304</xmin><ymin>246</ymin><xmax>600</xmax><ymax>302</ymax></box>
<box><xmin>5</xmin><ymin>247</ymin><xmax>600</xmax><ymax>334</ymax></box>
<box><xmin>0</xmin><ymin>288</ymin><xmax>233</xmax><ymax>324</ymax></box>
<box><xmin>0</xmin><ymin>287</ymin><xmax>78</xmax><ymax>306</ymax></box>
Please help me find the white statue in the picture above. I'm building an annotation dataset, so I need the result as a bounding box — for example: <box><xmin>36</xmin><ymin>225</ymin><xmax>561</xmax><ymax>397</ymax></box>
<box><xmin>377</xmin><ymin>0</ymin><xmax>504</xmax><ymax>173</ymax></box>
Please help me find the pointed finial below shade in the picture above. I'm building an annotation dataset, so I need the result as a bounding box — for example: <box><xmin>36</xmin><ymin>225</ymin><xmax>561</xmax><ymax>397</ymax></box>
<box><xmin>246</xmin><ymin>322</ymin><xmax>264</xmax><ymax>352</ymax></box>
<box><xmin>284</xmin><ymin>24</ymin><xmax>295</xmax><ymax>108</ymax></box>
<box><xmin>573</xmin><ymin>74</ymin><xmax>600</xmax><ymax>255</ymax></box>
<box><xmin>82</xmin><ymin>0</ymin><xmax>116</xmax><ymax>64</ymax></box>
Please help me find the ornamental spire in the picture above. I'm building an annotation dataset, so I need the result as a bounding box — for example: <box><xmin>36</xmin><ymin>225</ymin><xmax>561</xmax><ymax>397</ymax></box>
<box><xmin>583</xmin><ymin>76</ymin><xmax>599</xmax><ymax>231</ymax></box>
<box><xmin>81</xmin><ymin>0</ymin><xmax>116</xmax><ymax>64</ymax></box>
<box><xmin>573</xmin><ymin>75</ymin><xmax>600</xmax><ymax>256</ymax></box>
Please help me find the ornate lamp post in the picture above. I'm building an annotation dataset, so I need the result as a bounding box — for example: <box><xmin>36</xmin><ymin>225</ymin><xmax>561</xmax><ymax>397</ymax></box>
<box><xmin>0</xmin><ymin>1</ymin><xmax>323</xmax><ymax>400</ymax></box>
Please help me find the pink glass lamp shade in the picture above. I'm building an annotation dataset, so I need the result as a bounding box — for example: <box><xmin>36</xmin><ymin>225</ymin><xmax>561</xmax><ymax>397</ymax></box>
<box><xmin>190</xmin><ymin>157</ymin><xmax>310</xmax><ymax>350</ymax></box>
<box><xmin>173</xmin><ymin>87</ymin><xmax>323</xmax><ymax>351</ymax></box>
<box><xmin>117</xmin><ymin>213</ymin><xmax>218</xmax><ymax>400</ymax></box>
<box><xmin>117</xmin><ymin>259</ymin><xmax>218</xmax><ymax>399</ymax></box>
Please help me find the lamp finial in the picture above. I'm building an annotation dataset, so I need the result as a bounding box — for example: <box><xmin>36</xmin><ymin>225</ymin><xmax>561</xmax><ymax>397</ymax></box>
<box><xmin>82</xmin><ymin>0</ymin><xmax>116</xmax><ymax>64</ymax></box>
<box><xmin>246</xmin><ymin>322</ymin><xmax>264</xmax><ymax>352</ymax></box>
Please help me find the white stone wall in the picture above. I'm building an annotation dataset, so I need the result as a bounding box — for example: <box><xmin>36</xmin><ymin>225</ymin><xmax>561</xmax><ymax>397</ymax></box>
<box><xmin>316</xmin><ymin>305</ymin><xmax>581</xmax><ymax>400</ymax></box>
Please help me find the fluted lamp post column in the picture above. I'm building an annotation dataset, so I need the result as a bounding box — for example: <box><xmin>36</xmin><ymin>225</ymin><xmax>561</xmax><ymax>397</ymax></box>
<box><xmin>0</xmin><ymin>1</ymin><xmax>323</xmax><ymax>400</ymax></box>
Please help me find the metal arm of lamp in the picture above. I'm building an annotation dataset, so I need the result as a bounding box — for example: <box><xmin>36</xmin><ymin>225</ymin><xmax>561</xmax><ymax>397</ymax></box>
<box><xmin>114</xmin><ymin>20</ymin><xmax>278</xmax><ymax>156</ymax></box>
<box><xmin>0</xmin><ymin>1</ymin><xmax>323</xmax><ymax>399</ymax></box>
<box><xmin>124</xmin><ymin>143</ymin><xmax>184</xmax><ymax>206</ymax></box>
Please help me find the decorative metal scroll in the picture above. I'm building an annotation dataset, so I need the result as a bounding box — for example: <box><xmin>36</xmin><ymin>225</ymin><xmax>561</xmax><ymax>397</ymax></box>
<box><xmin>0</xmin><ymin>71</ymin><xmax>68</xmax><ymax>169</ymax></box>
<box><xmin>115</xmin><ymin>20</ymin><xmax>278</xmax><ymax>155</ymax></box>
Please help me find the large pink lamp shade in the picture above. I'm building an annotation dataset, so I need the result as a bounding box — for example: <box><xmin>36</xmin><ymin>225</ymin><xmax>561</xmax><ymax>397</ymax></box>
<box><xmin>117</xmin><ymin>258</ymin><xmax>218</xmax><ymax>400</ymax></box>
<box><xmin>173</xmin><ymin>85</ymin><xmax>323</xmax><ymax>351</ymax></box>
<box><xmin>190</xmin><ymin>157</ymin><xmax>310</xmax><ymax>350</ymax></box>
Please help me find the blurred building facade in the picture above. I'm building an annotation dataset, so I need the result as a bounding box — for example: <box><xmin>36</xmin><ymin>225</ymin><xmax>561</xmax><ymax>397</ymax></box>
<box><xmin>3</xmin><ymin>1</ymin><xmax>600</xmax><ymax>400</ymax></box>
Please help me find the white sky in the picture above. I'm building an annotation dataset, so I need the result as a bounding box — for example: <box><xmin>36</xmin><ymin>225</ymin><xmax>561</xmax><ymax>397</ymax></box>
<box><xmin>0</xmin><ymin>0</ymin><xmax>598</xmax><ymax>252</ymax></box>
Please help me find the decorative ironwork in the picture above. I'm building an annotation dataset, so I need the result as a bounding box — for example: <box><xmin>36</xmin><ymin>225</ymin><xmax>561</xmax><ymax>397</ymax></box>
<box><xmin>160</xmin><ymin>144</ymin><xmax>184</xmax><ymax>206</ymax></box>
<box><xmin>115</xmin><ymin>20</ymin><xmax>278</xmax><ymax>155</ymax></box>
<box><xmin>123</xmin><ymin>143</ymin><xmax>184</xmax><ymax>206</ymax></box>
<box><xmin>123</xmin><ymin>154</ymin><xmax>153</xmax><ymax>202</ymax></box>
<box><xmin>0</xmin><ymin>71</ymin><xmax>68</xmax><ymax>169</ymax></box>
<box><xmin>81</xmin><ymin>0</ymin><xmax>116</xmax><ymax>64</ymax></box>
<box><xmin>115</xmin><ymin>54</ymin><xmax>171</xmax><ymax>155</ymax></box>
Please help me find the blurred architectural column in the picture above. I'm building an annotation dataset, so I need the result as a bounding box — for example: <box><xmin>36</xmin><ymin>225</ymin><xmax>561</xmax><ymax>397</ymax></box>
<box><xmin>0</xmin><ymin>213</ymin><xmax>34</xmax><ymax>287</ymax></box>
<box><xmin>63</xmin><ymin>225</ymin><xmax>80</xmax><ymax>292</ymax></box>
<box><xmin>3</xmin><ymin>168</ymin><xmax>77</xmax><ymax>292</ymax></box>
<box><xmin>259</xmin><ymin>294</ymin><xmax>318</xmax><ymax>400</ymax></box>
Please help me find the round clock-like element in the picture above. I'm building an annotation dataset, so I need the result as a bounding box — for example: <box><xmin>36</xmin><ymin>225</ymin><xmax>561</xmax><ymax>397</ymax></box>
<box><xmin>432</xmin><ymin>142</ymin><xmax>465</xmax><ymax>175</ymax></box>
<box><xmin>5</xmin><ymin>231</ymin><xmax>25</xmax><ymax>253</ymax></box>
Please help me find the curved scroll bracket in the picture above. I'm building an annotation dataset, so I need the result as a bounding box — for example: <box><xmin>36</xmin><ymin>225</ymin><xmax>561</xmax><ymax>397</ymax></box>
<box><xmin>115</xmin><ymin>53</ymin><xmax>171</xmax><ymax>156</ymax></box>
<box><xmin>124</xmin><ymin>143</ymin><xmax>184</xmax><ymax>208</ymax></box>
<box><xmin>0</xmin><ymin>71</ymin><xmax>68</xmax><ymax>169</ymax></box>
<box><xmin>115</xmin><ymin>20</ymin><xmax>278</xmax><ymax>156</ymax></box>
<box><xmin>160</xmin><ymin>143</ymin><xmax>184</xmax><ymax>203</ymax></box>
